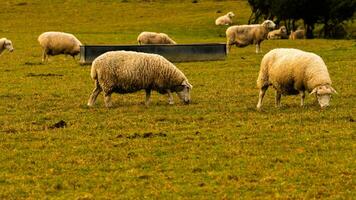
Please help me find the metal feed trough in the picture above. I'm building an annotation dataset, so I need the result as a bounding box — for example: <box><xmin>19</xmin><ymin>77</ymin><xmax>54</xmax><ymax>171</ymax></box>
<box><xmin>79</xmin><ymin>43</ymin><xmax>226</xmax><ymax>65</ymax></box>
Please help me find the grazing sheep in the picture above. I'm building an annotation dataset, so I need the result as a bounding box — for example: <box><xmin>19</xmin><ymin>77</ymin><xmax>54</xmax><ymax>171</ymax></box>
<box><xmin>267</xmin><ymin>26</ymin><xmax>288</xmax><ymax>39</ymax></box>
<box><xmin>215</xmin><ymin>11</ymin><xmax>235</xmax><ymax>26</ymax></box>
<box><xmin>226</xmin><ymin>20</ymin><xmax>276</xmax><ymax>53</ymax></box>
<box><xmin>87</xmin><ymin>51</ymin><xmax>192</xmax><ymax>107</ymax></box>
<box><xmin>256</xmin><ymin>48</ymin><xmax>337</xmax><ymax>110</ymax></box>
<box><xmin>137</xmin><ymin>31</ymin><xmax>176</xmax><ymax>45</ymax></box>
<box><xmin>0</xmin><ymin>38</ymin><xmax>14</xmax><ymax>55</ymax></box>
<box><xmin>38</xmin><ymin>31</ymin><xmax>82</xmax><ymax>63</ymax></box>
<box><xmin>289</xmin><ymin>29</ymin><xmax>305</xmax><ymax>40</ymax></box>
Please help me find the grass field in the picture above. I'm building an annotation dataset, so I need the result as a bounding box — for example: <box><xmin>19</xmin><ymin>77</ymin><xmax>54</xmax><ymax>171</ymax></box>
<box><xmin>0</xmin><ymin>0</ymin><xmax>355</xmax><ymax>199</ymax></box>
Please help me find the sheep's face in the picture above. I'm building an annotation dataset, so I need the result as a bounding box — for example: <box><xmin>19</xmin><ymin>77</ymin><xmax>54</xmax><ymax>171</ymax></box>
<box><xmin>280</xmin><ymin>26</ymin><xmax>287</xmax><ymax>34</ymax></box>
<box><xmin>262</xmin><ymin>20</ymin><xmax>276</xmax><ymax>30</ymax></box>
<box><xmin>310</xmin><ymin>85</ymin><xmax>337</xmax><ymax>108</ymax></box>
<box><xmin>176</xmin><ymin>80</ymin><xmax>192</xmax><ymax>104</ymax></box>
<box><xmin>4</xmin><ymin>40</ymin><xmax>14</xmax><ymax>52</ymax></box>
<box><xmin>227</xmin><ymin>12</ymin><xmax>235</xmax><ymax>18</ymax></box>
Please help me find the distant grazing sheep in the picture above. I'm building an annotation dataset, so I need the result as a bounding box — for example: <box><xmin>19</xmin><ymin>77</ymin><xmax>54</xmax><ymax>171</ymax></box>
<box><xmin>256</xmin><ymin>48</ymin><xmax>337</xmax><ymax>110</ymax></box>
<box><xmin>226</xmin><ymin>20</ymin><xmax>276</xmax><ymax>53</ymax></box>
<box><xmin>137</xmin><ymin>32</ymin><xmax>176</xmax><ymax>45</ymax></box>
<box><xmin>87</xmin><ymin>51</ymin><xmax>192</xmax><ymax>107</ymax></box>
<box><xmin>0</xmin><ymin>38</ymin><xmax>14</xmax><ymax>55</ymax></box>
<box><xmin>38</xmin><ymin>31</ymin><xmax>82</xmax><ymax>63</ymax></box>
<box><xmin>289</xmin><ymin>29</ymin><xmax>305</xmax><ymax>40</ymax></box>
<box><xmin>267</xmin><ymin>26</ymin><xmax>288</xmax><ymax>39</ymax></box>
<box><xmin>215</xmin><ymin>11</ymin><xmax>235</xmax><ymax>26</ymax></box>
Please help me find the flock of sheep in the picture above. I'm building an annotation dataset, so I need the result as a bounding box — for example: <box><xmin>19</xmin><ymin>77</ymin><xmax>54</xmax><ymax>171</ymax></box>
<box><xmin>0</xmin><ymin>10</ymin><xmax>337</xmax><ymax>110</ymax></box>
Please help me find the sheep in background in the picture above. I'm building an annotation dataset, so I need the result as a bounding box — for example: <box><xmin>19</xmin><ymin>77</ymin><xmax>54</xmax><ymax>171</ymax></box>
<box><xmin>87</xmin><ymin>51</ymin><xmax>192</xmax><ymax>107</ymax></box>
<box><xmin>38</xmin><ymin>31</ymin><xmax>82</xmax><ymax>63</ymax></box>
<box><xmin>256</xmin><ymin>48</ymin><xmax>337</xmax><ymax>110</ymax></box>
<box><xmin>267</xmin><ymin>26</ymin><xmax>288</xmax><ymax>39</ymax></box>
<box><xmin>137</xmin><ymin>32</ymin><xmax>177</xmax><ymax>45</ymax></box>
<box><xmin>289</xmin><ymin>29</ymin><xmax>305</xmax><ymax>39</ymax></box>
<box><xmin>215</xmin><ymin>11</ymin><xmax>235</xmax><ymax>26</ymax></box>
<box><xmin>0</xmin><ymin>38</ymin><xmax>14</xmax><ymax>55</ymax></box>
<box><xmin>226</xmin><ymin>20</ymin><xmax>276</xmax><ymax>54</ymax></box>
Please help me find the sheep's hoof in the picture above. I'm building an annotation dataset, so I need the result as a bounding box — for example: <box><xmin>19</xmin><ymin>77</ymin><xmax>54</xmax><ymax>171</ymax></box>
<box><xmin>105</xmin><ymin>104</ymin><xmax>113</xmax><ymax>108</ymax></box>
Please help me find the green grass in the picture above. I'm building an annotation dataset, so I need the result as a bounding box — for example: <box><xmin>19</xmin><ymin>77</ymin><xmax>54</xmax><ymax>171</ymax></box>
<box><xmin>0</xmin><ymin>0</ymin><xmax>355</xmax><ymax>199</ymax></box>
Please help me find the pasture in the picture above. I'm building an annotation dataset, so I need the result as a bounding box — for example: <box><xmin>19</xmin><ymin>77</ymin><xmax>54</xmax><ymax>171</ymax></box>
<box><xmin>0</xmin><ymin>0</ymin><xmax>355</xmax><ymax>199</ymax></box>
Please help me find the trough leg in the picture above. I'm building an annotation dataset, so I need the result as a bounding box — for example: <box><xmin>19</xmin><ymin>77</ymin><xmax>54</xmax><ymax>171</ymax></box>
<box><xmin>104</xmin><ymin>93</ymin><xmax>113</xmax><ymax>108</ymax></box>
<box><xmin>167</xmin><ymin>89</ymin><xmax>174</xmax><ymax>105</ymax></box>
<box><xmin>145</xmin><ymin>89</ymin><xmax>151</xmax><ymax>107</ymax></box>
<box><xmin>256</xmin><ymin>86</ymin><xmax>268</xmax><ymax>110</ymax></box>
<box><xmin>87</xmin><ymin>80</ymin><xmax>102</xmax><ymax>107</ymax></box>
<box><xmin>300</xmin><ymin>91</ymin><xmax>305</xmax><ymax>106</ymax></box>
<box><xmin>275</xmin><ymin>91</ymin><xmax>282</xmax><ymax>108</ymax></box>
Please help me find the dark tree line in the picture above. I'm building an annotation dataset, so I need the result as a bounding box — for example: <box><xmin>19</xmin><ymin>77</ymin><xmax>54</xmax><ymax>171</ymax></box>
<box><xmin>248</xmin><ymin>0</ymin><xmax>356</xmax><ymax>38</ymax></box>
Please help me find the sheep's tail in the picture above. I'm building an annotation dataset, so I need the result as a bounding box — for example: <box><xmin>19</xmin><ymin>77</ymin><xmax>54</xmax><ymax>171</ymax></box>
<box><xmin>90</xmin><ymin>65</ymin><xmax>97</xmax><ymax>80</ymax></box>
<box><xmin>256</xmin><ymin>69</ymin><xmax>264</xmax><ymax>89</ymax></box>
<box><xmin>256</xmin><ymin>55</ymin><xmax>270</xmax><ymax>89</ymax></box>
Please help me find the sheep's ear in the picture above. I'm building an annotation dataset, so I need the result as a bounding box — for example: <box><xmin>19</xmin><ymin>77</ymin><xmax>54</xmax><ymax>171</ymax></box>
<box><xmin>182</xmin><ymin>80</ymin><xmax>193</xmax><ymax>89</ymax></box>
<box><xmin>330</xmin><ymin>86</ymin><xmax>338</xmax><ymax>94</ymax></box>
<box><xmin>310</xmin><ymin>87</ymin><xmax>318</xmax><ymax>95</ymax></box>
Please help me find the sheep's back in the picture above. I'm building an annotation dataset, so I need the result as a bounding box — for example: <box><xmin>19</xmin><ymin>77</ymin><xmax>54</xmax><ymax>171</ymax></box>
<box><xmin>265</xmin><ymin>48</ymin><xmax>331</xmax><ymax>93</ymax></box>
<box><xmin>38</xmin><ymin>32</ymin><xmax>81</xmax><ymax>50</ymax></box>
<box><xmin>232</xmin><ymin>25</ymin><xmax>264</xmax><ymax>38</ymax></box>
<box><xmin>138</xmin><ymin>32</ymin><xmax>161</xmax><ymax>43</ymax></box>
<box><xmin>93</xmin><ymin>51</ymin><xmax>187</xmax><ymax>92</ymax></box>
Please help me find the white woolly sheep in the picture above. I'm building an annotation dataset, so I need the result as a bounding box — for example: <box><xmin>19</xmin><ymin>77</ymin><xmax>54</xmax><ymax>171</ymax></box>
<box><xmin>226</xmin><ymin>20</ymin><xmax>276</xmax><ymax>54</ymax></box>
<box><xmin>87</xmin><ymin>51</ymin><xmax>192</xmax><ymax>107</ymax></box>
<box><xmin>137</xmin><ymin>32</ymin><xmax>177</xmax><ymax>45</ymax></box>
<box><xmin>215</xmin><ymin>11</ymin><xmax>235</xmax><ymax>26</ymax></box>
<box><xmin>256</xmin><ymin>48</ymin><xmax>337</xmax><ymax>110</ymax></box>
<box><xmin>38</xmin><ymin>31</ymin><xmax>82</xmax><ymax>63</ymax></box>
<box><xmin>267</xmin><ymin>26</ymin><xmax>288</xmax><ymax>39</ymax></box>
<box><xmin>289</xmin><ymin>29</ymin><xmax>305</xmax><ymax>40</ymax></box>
<box><xmin>0</xmin><ymin>38</ymin><xmax>14</xmax><ymax>55</ymax></box>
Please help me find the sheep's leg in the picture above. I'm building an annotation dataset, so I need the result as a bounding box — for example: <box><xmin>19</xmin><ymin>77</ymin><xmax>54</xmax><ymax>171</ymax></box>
<box><xmin>167</xmin><ymin>89</ymin><xmax>174</xmax><ymax>105</ymax></box>
<box><xmin>226</xmin><ymin>37</ymin><xmax>234</xmax><ymax>54</ymax></box>
<box><xmin>42</xmin><ymin>49</ymin><xmax>48</xmax><ymax>63</ymax></box>
<box><xmin>275</xmin><ymin>91</ymin><xmax>282</xmax><ymax>108</ymax></box>
<box><xmin>255</xmin><ymin>44</ymin><xmax>261</xmax><ymax>53</ymax></box>
<box><xmin>87</xmin><ymin>80</ymin><xmax>102</xmax><ymax>107</ymax></box>
<box><xmin>226</xmin><ymin>43</ymin><xmax>231</xmax><ymax>54</ymax></box>
<box><xmin>145</xmin><ymin>89</ymin><xmax>151</xmax><ymax>107</ymax></box>
<box><xmin>300</xmin><ymin>91</ymin><xmax>305</xmax><ymax>106</ymax></box>
<box><xmin>104</xmin><ymin>93</ymin><xmax>113</xmax><ymax>108</ymax></box>
<box><xmin>257</xmin><ymin>86</ymin><xmax>268</xmax><ymax>110</ymax></box>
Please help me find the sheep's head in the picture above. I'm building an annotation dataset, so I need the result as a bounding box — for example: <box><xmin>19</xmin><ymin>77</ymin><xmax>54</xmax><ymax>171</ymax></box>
<box><xmin>175</xmin><ymin>80</ymin><xmax>192</xmax><ymax>104</ymax></box>
<box><xmin>280</xmin><ymin>26</ymin><xmax>287</xmax><ymax>34</ymax></box>
<box><xmin>262</xmin><ymin>20</ymin><xmax>276</xmax><ymax>30</ymax></box>
<box><xmin>4</xmin><ymin>39</ymin><xmax>14</xmax><ymax>52</ymax></box>
<box><xmin>310</xmin><ymin>85</ymin><xmax>337</xmax><ymax>108</ymax></box>
<box><xmin>227</xmin><ymin>12</ymin><xmax>235</xmax><ymax>18</ymax></box>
